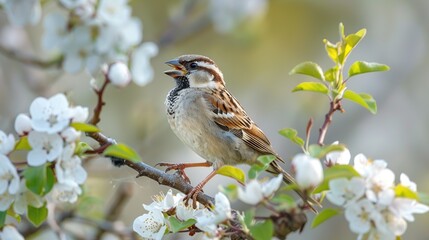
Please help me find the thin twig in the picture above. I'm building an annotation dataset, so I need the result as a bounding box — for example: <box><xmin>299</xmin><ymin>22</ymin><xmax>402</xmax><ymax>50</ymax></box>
<box><xmin>88</xmin><ymin>76</ymin><xmax>110</xmax><ymax>126</ymax></box>
<box><xmin>94</xmin><ymin>182</ymin><xmax>134</xmax><ymax>239</ymax></box>
<box><xmin>0</xmin><ymin>44</ymin><xmax>62</xmax><ymax>68</ymax></box>
<box><xmin>317</xmin><ymin>100</ymin><xmax>343</xmax><ymax>145</ymax></box>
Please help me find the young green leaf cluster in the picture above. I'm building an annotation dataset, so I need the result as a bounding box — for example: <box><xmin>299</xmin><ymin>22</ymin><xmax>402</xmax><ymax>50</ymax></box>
<box><xmin>290</xmin><ymin>23</ymin><xmax>389</xmax><ymax>114</ymax></box>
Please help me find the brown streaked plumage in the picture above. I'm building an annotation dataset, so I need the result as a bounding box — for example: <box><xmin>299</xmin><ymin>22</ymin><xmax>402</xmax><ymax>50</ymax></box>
<box><xmin>162</xmin><ymin>54</ymin><xmax>317</xmax><ymax>210</ymax></box>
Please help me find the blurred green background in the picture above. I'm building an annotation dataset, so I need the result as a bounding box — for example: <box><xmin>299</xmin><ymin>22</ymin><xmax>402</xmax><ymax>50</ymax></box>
<box><xmin>1</xmin><ymin>0</ymin><xmax>429</xmax><ymax>239</ymax></box>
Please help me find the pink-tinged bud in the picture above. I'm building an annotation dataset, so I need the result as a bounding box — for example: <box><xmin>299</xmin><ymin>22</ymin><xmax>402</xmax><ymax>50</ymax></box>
<box><xmin>14</xmin><ymin>114</ymin><xmax>32</xmax><ymax>135</ymax></box>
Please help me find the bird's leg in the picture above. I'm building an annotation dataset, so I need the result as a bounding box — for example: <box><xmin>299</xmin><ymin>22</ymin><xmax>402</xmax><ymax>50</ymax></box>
<box><xmin>156</xmin><ymin>161</ymin><xmax>213</xmax><ymax>184</ymax></box>
<box><xmin>184</xmin><ymin>170</ymin><xmax>217</xmax><ymax>208</ymax></box>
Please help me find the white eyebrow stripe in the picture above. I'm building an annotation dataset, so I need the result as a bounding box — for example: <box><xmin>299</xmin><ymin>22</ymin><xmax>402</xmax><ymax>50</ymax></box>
<box><xmin>196</xmin><ymin>61</ymin><xmax>224</xmax><ymax>80</ymax></box>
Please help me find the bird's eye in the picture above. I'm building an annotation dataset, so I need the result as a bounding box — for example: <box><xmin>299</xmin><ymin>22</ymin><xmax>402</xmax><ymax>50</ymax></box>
<box><xmin>190</xmin><ymin>62</ymin><xmax>198</xmax><ymax>69</ymax></box>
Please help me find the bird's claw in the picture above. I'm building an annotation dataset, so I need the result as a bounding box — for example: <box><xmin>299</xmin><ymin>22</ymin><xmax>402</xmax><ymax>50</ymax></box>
<box><xmin>184</xmin><ymin>188</ymin><xmax>203</xmax><ymax>209</ymax></box>
<box><xmin>156</xmin><ymin>163</ymin><xmax>191</xmax><ymax>184</ymax></box>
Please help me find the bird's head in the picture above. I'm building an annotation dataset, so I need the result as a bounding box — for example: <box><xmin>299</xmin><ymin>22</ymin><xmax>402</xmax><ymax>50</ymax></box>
<box><xmin>164</xmin><ymin>54</ymin><xmax>225</xmax><ymax>89</ymax></box>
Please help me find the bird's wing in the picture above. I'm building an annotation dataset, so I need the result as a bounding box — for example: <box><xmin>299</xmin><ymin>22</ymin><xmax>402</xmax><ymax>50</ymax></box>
<box><xmin>204</xmin><ymin>89</ymin><xmax>284</xmax><ymax>162</ymax></box>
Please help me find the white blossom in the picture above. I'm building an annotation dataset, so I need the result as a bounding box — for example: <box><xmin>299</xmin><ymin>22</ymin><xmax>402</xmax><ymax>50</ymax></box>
<box><xmin>345</xmin><ymin>199</ymin><xmax>384</xmax><ymax>234</ymax></box>
<box><xmin>70</xmin><ymin>106</ymin><xmax>89</xmax><ymax>123</ymax></box>
<box><xmin>208</xmin><ymin>0</ymin><xmax>267</xmax><ymax>33</ymax></box>
<box><xmin>59</xmin><ymin>0</ymin><xmax>87</xmax><ymax>9</ymax></box>
<box><xmin>61</xmin><ymin>26</ymin><xmax>94</xmax><ymax>73</ymax></box>
<box><xmin>384</xmin><ymin>211</ymin><xmax>407</xmax><ymax>236</ymax></box>
<box><xmin>118</xmin><ymin>17</ymin><xmax>142</xmax><ymax>51</ymax></box>
<box><xmin>14</xmin><ymin>114</ymin><xmax>32</xmax><ymax>136</ymax></box>
<box><xmin>144</xmin><ymin>189</ymin><xmax>184</xmax><ymax>213</ymax></box>
<box><xmin>326</xmin><ymin>177</ymin><xmax>366</xmax><ymax>206</ymax></box>
<box><xmin>389</xmin><ymin>198</ymin><xmax>429</xmax><ymax>222</ymax></box>
<box><xmin>51</xmin><ymin>181</ymin><xmax>82</xmax><ymax>204</ymax></box>
<box><xmin>131</xmin><ymin>42</ymin><xmax>158</xmax><ymax>86</ymax></box>
<box><xmin>360</xmin><ymin>227</ymin><xmax>395</xmax><ymax>240</ymax></box>
<box><xmin>0</xmin><ymin>131</ymin><xmax>15</xmax><ymax>155</ymax></box>
<box><xmin>133</xmin><ymin>210</ymin><xmax>166</xmax><ymax>240</ymax></box>
<box><xmin>238</xmin><ymin>174</ymin><xmax>282</xmax><ymax>205</ymax></box>
<box><xmin>13</xmin><ymin>180</ymin><xmax>44</xmax><ymax>215</ymax></box>
<box><xmin>61</xmin><ymin>127</ymin><xmax>81</xmax><ymax>143</ymax></box>
<box><xmin>195</xmin><ymin>192</ymin><xmax>231</xmax><ymax>228</ymax></box>
<box><xmin>96</xmin><ymin>0</ymin><xmax>131</xmax><ymax>26</ymax></box>
<box><xmin>2</xmin><ymin>0</ymin><xmax>41</xmax><ymax>26</ymax></box>
<box><xmin>325</xmin><ymin>141</ymin><xmax>351</xmax><ymax>166</ymax></box>
<box><xmin>0</xmin><ymin>155</ymin><xmax>20</xmax><ymax>194</ymax></box>
<box><xmin>194</xmin><ymin>209</ymin><xmax>218</xmax><ymax>237</ymax></box>
<box><xmin>0</xmin><ymin>191</ymin><xmax>15</xmax><ymax>211</ymax></box>
<box><xmin>367</xmin><ymin>169</ymin><xmax>395</xmax><ymax>205</ymax></box>
<box><xmin>108</xmin><ymin>62</ymin><xmax>132</xmax><ymax>87</ymax></box>
<box><xmin>176</xmin><ymin>201</ymin><xmax>200</xmax><ymax>221</ymax></box>
<box><xmin>29</xmin><ymin>93</ymin><xmax>73</xmax><ymax>134</ymax></box>
<box><xmin>0</xmin><ymin>225</ymin><xmax>24</xmax><ymax>240</ymax></box>
<box><xmin>292</xmin><ymin>154</ymin><xmax>323</xmax><ymax>189</ymax></box>
<box><xmin>42</xmin><ymin>13</ymin><xmax>68</xmax><ymax>51</ymax></box>
<box><xmin>353</xmin><ymin>154</ymin><xmax>396</xmax><ymax>205</ymax></box>
<box><xmin>27</xmin><ymin>131</ymin><xmax>63</xmax><ymax>166</ymax></box>
<box><xmin>56</xmin><ymin>143</ymin><xmax>87</xmax><ymax>185</ymax></box>
<box><xmin>399</xmin><ymin>173</ymin><xmax>417</xmax><ymax>192</ymax></box>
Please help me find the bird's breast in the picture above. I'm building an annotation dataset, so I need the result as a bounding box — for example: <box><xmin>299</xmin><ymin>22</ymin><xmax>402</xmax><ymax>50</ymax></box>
<box><xmin>165</xmin><ymin>89</ymin><xmax>259</xmax><ymax>166</ymax></box>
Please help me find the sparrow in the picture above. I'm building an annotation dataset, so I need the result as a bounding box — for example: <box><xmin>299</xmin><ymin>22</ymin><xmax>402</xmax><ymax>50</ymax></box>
<box><xmin>161</xmin><ymin>54</ymin><xmax>317</xmax><ymax>210</ymax></box>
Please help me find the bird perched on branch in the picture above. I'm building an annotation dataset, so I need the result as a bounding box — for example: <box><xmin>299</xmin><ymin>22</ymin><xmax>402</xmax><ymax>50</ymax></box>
<box><xmin>160</xmin><ymin>54</ymin><xmax>317</xmax><ymax>210</ymax></box>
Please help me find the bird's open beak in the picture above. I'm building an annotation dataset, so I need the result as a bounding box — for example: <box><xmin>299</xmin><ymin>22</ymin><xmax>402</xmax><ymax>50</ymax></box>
<box><xmin>164</xmin><ymin>58</ymin><xmax>186</xmax><ymax>77</ymax></box>
<box><xmin>164</xmin><ymin>69</ymin><xmax>183</xmax><ymax>78</ymax></box>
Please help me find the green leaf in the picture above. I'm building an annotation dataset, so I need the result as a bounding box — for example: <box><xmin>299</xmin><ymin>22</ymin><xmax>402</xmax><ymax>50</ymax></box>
<box><xmin>324</xmin><ymin>67</ymin><xmax>338</xmax><ymax>82</ymax></box>
<box><xmin>339</xmin><ymin>29</ymin><xmax>366</xmax><ymax>64</ymax></box>
<box><xmin>278</xmin><ymin>128</ymin><xmax>304</xmax><ymax>147</ymax></box>
<box><xmin>313</xmin><ymin>165</ymin><xmax>360</xmax><ymax>194</ymax></box>
<box><xmin>257</xmin><ymin>155</ymin><xmax>276</xmax><ymax>166</ymax></box>
<box><xmin>244</xmin><ymin>209</ymin><xmax>255</xmax><ymax>227</ymax></box>
<box><xmin>167</xmin><ymin>216</ymin><xmax>196</xmax><ymax>233</ymax></box>
<box><xmin>343</xmin><ymin>90</ymin><xmax>377</xmax><ymax>114</ymax></box>
<box><xmin>75</xmin><ymin>141</ymin><xmax>93</xmax><ymax>155</ymax></box>
<box><xmin>23</xmin><ymin>164</ymin><xmax>55</xmax><ymax>196</ymax></box>
<box><xmin>7</xmin><ymin>208</ymin><xmax>21</xmax><ymax>223</ymax></box>
<box><xmin>248</xmin><ymin>155</ymin><xmax>275</xmax><ymax>179</ymax></box>
<box><xmin>311</xmin><ymin>208</ymin><xmax>340</xmax><ymax>228</ymax></box>
<box><xmin>248</xmin><ymin>165</ymin><xmax>264</xmax><ymax>179</ymax></box>
<box><xmin>15</xmin><ymin>136</ymin><xmax>31</xmax><ymax>151</ymax></box>
<box><xmin>289</xmin><ymin>62</ymin><xmax>325</xmax><ymax>81</ymax></box>
<box><xmin>348</xmin><ymin>61</ymin><xmax>390</xmax><ymax>78</ymax></box>
<box><xmin>308</xmin><ymin>144</ymin><xmax>346</xmax><ymax>159</ymax></box>
<box><xmin>292</xmin><ymin>82</ymin><xmax>328</xmax><ymax>94</ymax></box>
<box><xmin>70</xmin><ymin>122</ymin><xmax>99</xmax><ymax>133</ymax></box>
<box><xmin>324</xmin><ymin>39</ymin><xmax>339</xmax><ymax>63</ymax></box>
<box><xmin>217</xmin><ymin>165</ymin><xmax>245</xmax><ymax>184</ymax></box>
<box><xmin>103</xmin><ymin>143</ymin><xmax>141</xmax><ymax>163</ymax></box>
<box><xmin>0</xmin><ymin>211</ymin><xmax>6</xmax><ymax>228</ymax></box>
<box><xmin>219</xmin><ymin>184</ymin><xmax>238</xmax><ymax>200</ymax></box>
<box><xmin>27</xmin><ymin>204</ymin><xmax>48</xmax><ymax>227</ymax></box>
<box><xmin>394</xmin><ymin>185</ymin><xmax>418</xmax><ymax>200</ymax></box>
<box><xmin>249</xmin><ymin>220</ymin><xmax>274</xmax><ymax>240</ymax></box>
<box><xmin>271</xmin><ymin>194</ymin><xmax>297</xmax><ymax>209</ymax></box>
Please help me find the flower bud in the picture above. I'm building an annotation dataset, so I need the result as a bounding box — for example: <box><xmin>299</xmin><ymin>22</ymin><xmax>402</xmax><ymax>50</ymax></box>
<box><xmin>108</xmin><ymin>62</ymin><xmax>131</xmax><ymax>87</ymax></box>
<box><xmin>14</xmin><ymin>113</ymin><xmax>32</xmax><ymax>135</ymax></box>
<box><xmin>292</xmin><ymin>154</ymin><xmax>323</xmax><ymax>189</ymax></box>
